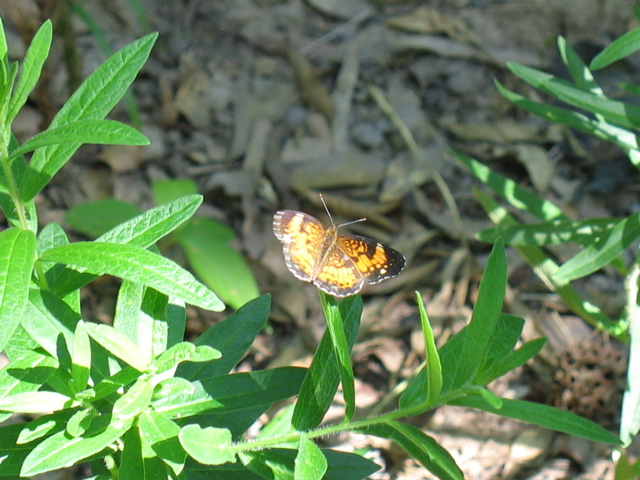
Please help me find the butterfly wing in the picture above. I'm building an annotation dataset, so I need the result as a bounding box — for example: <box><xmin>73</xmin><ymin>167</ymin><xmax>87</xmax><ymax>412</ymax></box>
<box><xmin>273</xmin><ymin>210</ymin><xmax>328</xmax><ymax>283</ymax></box>
<box><xmin>312</xmin><ymin>240</ymin><xmax>366</xmax><ymax>298</ymax></box>
<box><xmin>336</xmin><ymin>234</ymin><xmax>405</xmax><ymax>286</ymax></box>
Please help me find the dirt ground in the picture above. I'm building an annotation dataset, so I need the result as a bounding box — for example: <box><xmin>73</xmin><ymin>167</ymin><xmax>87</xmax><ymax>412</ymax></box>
<box><xmin>2</xmin><ymin>0</ymin><xmax>639</xmax><ymax>478</ymax></box>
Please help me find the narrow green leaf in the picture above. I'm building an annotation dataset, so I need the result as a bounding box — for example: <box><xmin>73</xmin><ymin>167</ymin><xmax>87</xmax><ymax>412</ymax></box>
<box><xmin>399</xmin><ymin>293</ymin><xmax>442</xmax><ymax>409</ymax></box>
<box><xmin>19</xmin><ymin>32</ymin><xmax>158</xmax><ymax>202</ymax></box>
<box><xmin>0</xmin><ymin>349</ymin><xmax>57</xmax><ymax>398</ymax></box>
<box><xmin>321</xmin><ymin>292</ymin><xmax>356</xmax><ymax>421</ymax></box>
<box><xmin>450</xmin><ymin>239</ymin><xmax>506</xmax><ymax>389</ymax></box>
<box><xmin>591</xmin><ymin>25</ymin><xmax>640</xmax><ymax>70</ymax></box>
<box><xmin>0</xmin><ymin>228</ymin><xmax>36</xmax><ymax>352</ymax></box>
<box><xmin>477</xmin><ymin>338</ymin><xmax>546</xmax><ymax>386</ymax></box>
<box><xmin>66</xmin><ymin>407</ymin><xmax>97</xmax><ymax>438</ymax></box>
<box><xmin>70</xmin><ymin>320</ymin><xmax>91</xmax><ymax>393</ymax></box>
<box><xmin>452</xmin><ymin>150</ymin><xmax>566</xmax><ymax>221</ymax></box>
<box><xmin>621</xmin><ymin>261</ymin><xmax>640</xmax><ymax>446</ymax></box>
<box><xmin>40</xmin><ymin>242</ymin><xmax>224</xmax><ymax>311</ymax></box>
<box><xmin>152</xmin><ymin>367</ymin><xmax>307</xmax><ymax>419</ymax></box>
<box><xmin>363</xmin><ymin>422</ymin><xmax>463</xmax><ymax>480</ymax></box>
<box><xmin>22</xmin><ymin>289</ymin><xmax>80</xmax><ymax>359</ymax></box>
<box><xmin>557</xmin><ymin>36</ymin><xmax>599</xmax><ymax>92</ymax></box>
<box><xmin>295</xmin><ymin>435</ymin><xmax>327</xmax><ymax>480</ymax></box>
<box><xmin>179</xmin><ymin>425</ymin><xmax>235</xmax><ymax>465</ymax></box>
<box><xmin>0</xmin><ymin>391</ymin><xmax>72</xmax><ymax>413</ymax></box>
<box><xmin>97</xmin><ymin>194</ymin><xmax>202</xmax><ymax>246</ymax></box>
<box><xmin>21</xmin><ymin>415</ymin><xmax>134</xmax><ymax>476</ymax></box>
<box><xmin>292</xmin><ymin>295</ymin><xmax>361</xmax><ymax>431</ymax></box>
<box><xmin>48</xmin><ymin>195</ymin><xmax>202</xmax><ymax>299</ymax></box>
<box><xmin>113</xmin><ymin>377</ymin><xmax>154</xmax><ymax>421</ymax></box>
<box><xmin>177</xmin><ymin>294</ymin><xmax>270</xmax><ymax>380</ymax></box>
<box><xmin>37</xmin><ymin>223</ymin><xmax>81</xmax><ymax>310</ymax></box>
<box><xmin>10</xmin><ymin>119</ymin><xmax>147</xmax><ymax>159</ymax></box>
<box><xmin>449</xmin><ymin>396</ymin><xmax>622</xmax><ymax>445</ymax></box>
<box><xmin>7</xmin><ymin>20</ymin><xmax>52</xmax><ymax>124</ymax></box>
<box><xmin>508</xmin><ymin>62</ymin><xmax>640</xmax><ymax>130</ymax></box>
<box><xmin>476</xmin><ymin>218</ymin><xmax>617</xmax><ymax>246</ymax></box>
<box><xmin>17</xmin><ymin>410</ymin><xmax>74</xmax><ymax>444</ymax></box>
<box><xmin>473</xmin><ymin>188</ymin><xmax>625</xmax><ymax>339</ymax></box>
<box><xmin>85</xmin><ymin>323</ymin><xmax>148</xmax><ymax>371</ymax></box>
<box><xmin>554</xmin><ymin>212</ymin><xmax>640</xmax><ymax>283</ymax></box>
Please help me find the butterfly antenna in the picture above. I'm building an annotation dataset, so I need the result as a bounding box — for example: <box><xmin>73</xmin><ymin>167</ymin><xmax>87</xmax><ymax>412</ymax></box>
<box><xmin>319</xmin><ymin>193</ymin><xmax>366</xmax><ymax>228</ymax></box>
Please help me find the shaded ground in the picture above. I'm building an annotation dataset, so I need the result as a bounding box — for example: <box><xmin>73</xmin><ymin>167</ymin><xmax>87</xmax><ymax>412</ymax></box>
<box><xmin>2</xmin><ymin>0</ymin><xmax>639</xmax><ymax>478</ymax></box>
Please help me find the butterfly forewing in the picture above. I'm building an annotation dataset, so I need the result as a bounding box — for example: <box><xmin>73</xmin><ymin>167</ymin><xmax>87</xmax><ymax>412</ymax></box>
<box><xmin>273</xmin><ymin>210</ymin><xmax>328</xmax><ymax>283</ymax></box>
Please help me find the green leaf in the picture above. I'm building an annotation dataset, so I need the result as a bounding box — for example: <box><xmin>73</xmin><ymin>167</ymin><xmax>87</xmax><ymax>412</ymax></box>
<box><xmin>177</xmin><ymin>294</ymin><xmax>270</xmax><ymax>380</ymax></box>
<box><xmin>66</xmin><ymin>407</ymin><xmax>97</xmax><ymax>438</ymax></box>
<box><xmin>452</xmin><ymin>150</ymin><xmax>566</xmax><ymax>221</ymax></box>
<box><xmin>621</xmin><ymin>264</ymin><xmax>640</xmax><ymax>446</ymax></box>
<box><xmin>66</xmin><ymin>198</ymin><xmax>141</xmax><ymax>237</ymax></box>
<box><xmin>320</xmin><ymin>292</ymin><xmax>356</xmax><ymax>421</ymax></box>
<box><xmin>241</xmin><ymin>448</ymin><xmax>380</xmax><ymax>480</ymax></box>
<box><xmin>48</xmin><ymin>195</ymin><xmax>202</xmax><ymax>298</ymax></box>
<box><xmin>85</xmin><ymin>323</ymin><xmax>148</xmax><ymax>371</ymax></box>
<box><xmin>0</xmin><ymin>349</ymin><xmax>57</xmax><ymax>399</ymax></box>
<box><xmin>21</xmin><ymin>414</ymin><xmax>134</xmax><ymax>476</ymax></box>
<box><xmin>19</xmin><ymin>32</ymin><xmax>158</xmax><ymax>202</ymax></box>
<box><xmin>121</xmin><ymin>426</ymin><xmax>151</xmax><ymax>480</ymax></box>
<box><xmin>294</xmin><ymin>435</ymin><xmax>327</xmax><ymax>480</ymax></box>
<box><xmin>40</xmin><ymin>242</ymin><xmax>224</xmax><ymax>311</ymax></box>
<box><xmin>476</xmin><ymin>337</ymin><xmax>546</xmax><ymax>386</ymax></box>
<box><xmin>152</xmin><ymin>367</ymin><xmax>306</xmax><ymax>419</ymax></box>
<box><xmin>112</xmin><ymin>377</ymin><xmax>154</xmax><ymax>421</ymax></box>
<box><xmin>507</xmin><ymin>62</ymin><xmax>640</xmax><ymax>130</ymax></box>
<box><xmin>292</xmin><ymin>295</ymin><xmax>361</xmax><ymax>431</ymax></box>
<box><xmin>363</xmin><ymin>422</ymin><xmax>463</xmax><ymax>480</ymax></box>
<box><xmin>70</xmin><ymin>320</ymin><xmax>91</xmax><ymax>393</ymax></box>
<box><xmin>0</xmin><ymin>391</ymin><xmax>72</xmax><ymax>413</ymax></box>
<box><xmin>0</xmin><ymin>228</ymin><xmax>36</xmax><ymax>352</ymax></box>
<box><xmin>399</xmin><ymin>292</ymin><xmax>442</xmax><ymax>409</ymax></box>
<box><xmin>153</xmin><ymin>342</ymin><xmax>221</xmax><ymax>374</ymax></box>
<box><xmin>554</xmin><ymin>212</ymin><xmax>640</xmax><ymax>283</ymax></box>
<box><xmin>10</xmin><ymin>120</ymin><xmax>148</xmax><ymax>159</ymax></box>
<box><xmin>473</xmin><ymin>187</ymin><xmax>625</xmax><ymax>340</ymax></box>
<box><xmin>174</xmin><ymin>217</ymin><xmax>259</xmax><ymax>310</ymax></box>
<box><xmin>21</xmin><ymin>289</ymin><xmax>80</xmax><ymax>359</ymax></box>
<box><xmin>450</xmin><ymin>239</ymin><xmax>506</xmax><ymax>390</ymax></box>
<box><xmin>139</xmin><ymin>410</ymin><xmax>186</xmax><ymax>475</ymax></box>
<box><xmin>179</xmin><ymin>425</ymin><xmax>235</xmax><ymax>465</ymax></box>
<box><xmin>448</xmin><ymin>396</ymin><xmax>622</xmax><ymax>445</ymax></box>
<box><xmin>590</xmin><ymin>25</ymin><xmax>640</xmax><ymax>70</ymax></box>
<box><xmin>7</xmin><ymin>20</ymin><xmax>52</xmax><ymax>124</ymax></box>
<box><xmin>98</xmin><ymin>194</ymin><xmax>202</xmax><ymax>246</ymax></box>
<box><xmin>476</xmin><ymin>218</ymin><xmax>617</xmax><ymax>246</ymax></box>
<box><xmin>152</xmin><ymin>178</ymin><xmax>199</xmax><ymax>205</ymax></box>
<box><xmin>0</xmin><ymin>422</ymin><xmax>43</xmax><ymax>477</ymax></box>
<box><xmin>17</xmin><ymin>410</ymin><xmax>74</xmax><ymax>444</ymax></box>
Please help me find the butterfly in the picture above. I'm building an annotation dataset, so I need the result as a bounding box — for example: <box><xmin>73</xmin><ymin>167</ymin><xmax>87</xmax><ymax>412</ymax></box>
<box><xmin>273</xmin><ymin>197</ymin><xmax>405</xmax><ymax>297</ymax></box>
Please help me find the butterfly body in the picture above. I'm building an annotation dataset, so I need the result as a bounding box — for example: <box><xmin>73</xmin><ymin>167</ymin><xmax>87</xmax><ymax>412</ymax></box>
<box><xmin>273</xmin><ymin>209</ymin><xmax>405</xmax><ymax>298</ymax></box>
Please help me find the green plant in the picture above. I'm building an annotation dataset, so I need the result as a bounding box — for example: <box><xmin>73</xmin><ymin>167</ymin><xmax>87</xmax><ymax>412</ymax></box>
<box><xmin>64</xmin><ymin>178</ymin><xmax>261</xmax><ymax>310</ymax></box>
<box><xmin>0</xmin><ymin>17</ymin><xmax>621</xmax><ymax>480</ymax></box>
<box><xmin>454</xmin><ymin>8</ymin><xmax>640</xmax><ymax>454</ymax></box>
